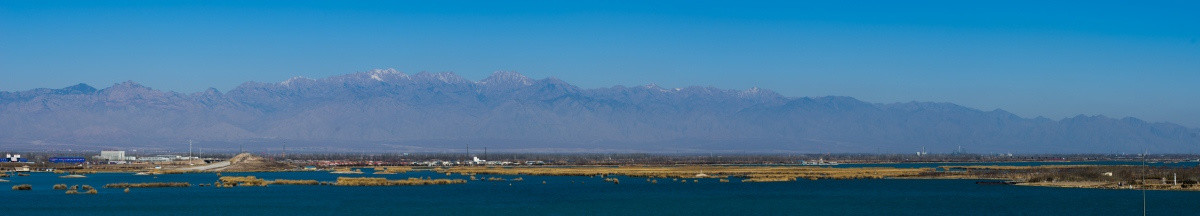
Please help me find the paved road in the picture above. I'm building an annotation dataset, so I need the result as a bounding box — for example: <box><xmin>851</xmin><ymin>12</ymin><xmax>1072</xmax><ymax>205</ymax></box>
<box><xmin>176</xmin><ymin>161</ymin><xmax>231</xmax><ymax>171</ymax></box>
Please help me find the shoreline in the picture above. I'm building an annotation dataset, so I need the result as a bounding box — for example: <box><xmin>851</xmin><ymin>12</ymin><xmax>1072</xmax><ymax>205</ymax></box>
<box><xmin>11</xmin><ymin>157</ymin><xmax>1200</xmax><ymax>192</ymax></box>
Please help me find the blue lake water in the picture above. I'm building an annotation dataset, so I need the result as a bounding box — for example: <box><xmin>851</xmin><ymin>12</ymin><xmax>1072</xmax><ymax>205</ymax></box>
<box><xmin>3</xmin><ymin>169</ymin><xmax>1199</xmax><ymax>215</ymax></box>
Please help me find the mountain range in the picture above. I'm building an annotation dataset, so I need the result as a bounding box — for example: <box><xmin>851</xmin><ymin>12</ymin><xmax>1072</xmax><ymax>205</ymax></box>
<box><xmin>2</xmin><ymin>69</ymin><xmax>1197</xmax><ymax>153</ymax></box>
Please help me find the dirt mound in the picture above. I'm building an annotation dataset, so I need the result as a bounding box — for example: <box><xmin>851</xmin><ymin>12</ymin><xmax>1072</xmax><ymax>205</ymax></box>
<box><xmin>229</xmin><ymin>153</ymin><xmax>265</xmax><ymax>164</ymax></box>
<box><xmin>220</xmin><ymin>153</ymin><xmax>293</xmax><ymax>172</ymax></box>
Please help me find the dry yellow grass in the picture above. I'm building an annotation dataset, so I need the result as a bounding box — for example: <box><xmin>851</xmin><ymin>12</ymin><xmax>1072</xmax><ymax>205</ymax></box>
<box><xmin>12</xmin><ymin>184</ymin><xmax>31</xmax><ymax>190</ymax></box>
<box><xmin>1017</xmin><ymin>181</ymin><xmax>1112</xmax><ymax>188</ymax></box>
<box><xmin>104</xmin><ymin>182</ymin><xmax>191</xmax><ymax>188</ymax></box>
<box><xmin>59</xmin><ymin>185</ymin><xmax>99</xmax><ymax>194</ymax></box>
<box><xmin>940</xmin><ymin>165</ymin><xmax>1099</xmax><ymax>170</ymax></box>
<box><xmin>334</xmin><ymin>177</ymin><xmax>466</xmax><ymax>186</ymax></box>
<box><xmin>741</xmin><ymin>177</ymin><xmax>796</xmax><ymax>182</ymax></box>
<box><xmin>219</xmin><ymin>176</ymin><xmax>269</xmax><ymax>186</ymax></box>
<box><xmin>217</xmin><ymin>176</ymin><xmax>322</xmax><ymax>186</ymax></box>
<box><xmin>441</xmin><ymin>166</ymin><xmax>932</xmax><ymax>182</ymax></box>
<box><xmin>372</xmin><ymin>166</ymin><xmax>412</xmax><ymax>174</ymax></box>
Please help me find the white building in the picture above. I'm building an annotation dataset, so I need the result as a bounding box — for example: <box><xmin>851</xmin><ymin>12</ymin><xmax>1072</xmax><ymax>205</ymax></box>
<box><xmin>100</xmin><ymin>151</ymin><xmax>126</xmax><ymax>161</ymax></box>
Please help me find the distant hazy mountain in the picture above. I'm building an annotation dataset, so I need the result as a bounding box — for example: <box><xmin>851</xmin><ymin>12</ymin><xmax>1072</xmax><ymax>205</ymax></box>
<box><xmin>2</xmin><ymin>69</ymin><xmax>1197</xmax><ymax>153</ymax></box>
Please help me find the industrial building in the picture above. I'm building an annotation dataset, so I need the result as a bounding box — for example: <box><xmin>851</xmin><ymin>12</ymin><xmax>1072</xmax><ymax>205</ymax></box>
<box><xmin>99</xmin><ymin>150</ymin><xmax>127</xmax><ymax>161</ymax></box>
<box><xmin>49</xmin><ymin>157</ymin><xmax>87</xmax><ymax>163</ymax></box>
<box><xmin>4</xmin><ymin>154</ymin><xmax>27</xmax><ymax>162</ymax></box>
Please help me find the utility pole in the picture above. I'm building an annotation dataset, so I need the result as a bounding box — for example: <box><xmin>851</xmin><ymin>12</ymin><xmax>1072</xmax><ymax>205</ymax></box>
<box><xmin>187</xmin><ymin>140</ymin><xmax>196</xmax><ymax>165</ymax></box>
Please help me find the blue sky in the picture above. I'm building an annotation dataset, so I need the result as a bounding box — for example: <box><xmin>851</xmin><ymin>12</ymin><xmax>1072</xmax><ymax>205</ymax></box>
<box><xmin>1</xmin><ymin>0</ymin><xmax>1198</xmax><ymax>127</ymax></box>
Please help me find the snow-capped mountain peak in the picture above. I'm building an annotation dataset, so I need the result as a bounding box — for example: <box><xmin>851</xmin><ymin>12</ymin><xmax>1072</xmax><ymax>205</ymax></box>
<box><xmin>367</xmin><ymin>68</ymin><xmax>408</xmax><ymax>82</ymax></box>
<box><xmin>412</xmin><ymin>72</ymin><xmax>467</xmax><ymax>84</ymax></box>
<box><xmin>280</xmin><ymin>76</ymin><xmax>316</xmax><ymax>86</ymax></box>
<box><xmin>480</xmin><ymin>71</ymin><xmax>534</xmax><ymax>86</ymax></box>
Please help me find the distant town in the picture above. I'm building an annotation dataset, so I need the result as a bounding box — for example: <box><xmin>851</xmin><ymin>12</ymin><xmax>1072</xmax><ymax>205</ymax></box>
<box><xmin>5</xmin><ymin>149</ymin><xmax>1200</xmax><ymax>172</ymax></box>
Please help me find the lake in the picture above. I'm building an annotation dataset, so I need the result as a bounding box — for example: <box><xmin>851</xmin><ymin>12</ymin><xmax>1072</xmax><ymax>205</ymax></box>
<box><xmin>3</xmin><ymin>168</ymin><xmax>1198</xmax><ymax>215</ymax></box>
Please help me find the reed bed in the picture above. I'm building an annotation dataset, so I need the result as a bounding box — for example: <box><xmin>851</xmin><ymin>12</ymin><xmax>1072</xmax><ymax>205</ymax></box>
<box><xmin>940</xmin><ymin>165</ymin><xmax>1099</xmax><ymax>170</ymax></box>
<box><xmin>372</xmin><ymin>166</ymin><xmax>412</xmax><ymax>174</ymax></box>
<box><xmin>441</xmin><ymin>166</ymin><xmax>931</xmax><ymax>182</ymax></box>
<box><xmin>12</xmin><ymin>184</ymin><xmax>31</xmax><ymax>190</ymax></box>
<box><xmin>61</xmin><ymin>185</ymin><xmax>98</xmax><ymax>194</ymax></box>
<box><xmin>741</xmin><ymin>177</ymin><xmax>796</xmax><ymax>182</ymax></box>
<box><xmin>64</xmin><ymin>189</ymin><xmax>98</xmax><ymax>194</ymax></box>
<box><xmin>53</xmin><ymin>184</ymin><xmax>68</xmax><ymax>190</ymax></box>
<box><xmin>334</xmin><ymin>177</ymin><xmax>466</xmax><ymax>186</ymax></box>
<box><xmin>219</xmin><ymin>176</ymin><xmax>269</xmax><ymax>186</ymax></box>
<box><xmin>270</xmin><ymin>179</ymin><xmax>321</xmax><ymax>185</ymax></box>
<box><xmin>104</xmin><ymin>182</ymin><xmax>191</xmax><ymax>188</ymax></box>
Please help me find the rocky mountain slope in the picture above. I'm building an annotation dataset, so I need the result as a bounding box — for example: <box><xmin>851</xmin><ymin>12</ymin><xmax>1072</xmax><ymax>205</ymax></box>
<box><xmin>1</xmin><ymin>69</ymin><xmax>1196</xmax><ymax>153</ymax></box>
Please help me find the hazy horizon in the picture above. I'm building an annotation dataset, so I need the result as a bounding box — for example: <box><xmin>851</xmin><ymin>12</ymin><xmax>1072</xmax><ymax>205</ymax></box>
<box><xmin>5</xmin><ymin>69</ymin><xmax>1196</xmax><ymax>129</ymax></box>
<box><xmin>3</xmin><ymin>1</ymin><xmax>1198</xmax><ymax>127</ymax></box>
<box><xmin>3</xmin><ymin>69</ymin><xmax>1196</xmax><ymax>153</ymax></box>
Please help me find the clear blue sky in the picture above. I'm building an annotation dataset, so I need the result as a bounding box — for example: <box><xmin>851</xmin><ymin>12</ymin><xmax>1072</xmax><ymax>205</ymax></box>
<box><xmin>2</xmin><ymin>0</ymin><xmax>1198</xmax><ymax>127</ymax></box>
